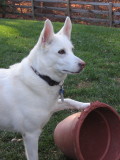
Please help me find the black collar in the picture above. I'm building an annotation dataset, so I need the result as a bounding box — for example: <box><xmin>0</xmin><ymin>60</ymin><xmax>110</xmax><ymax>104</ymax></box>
<box><xmin>31</xmin><ymin>66</ymin><xmax>60</xmax><ymax>86</ymax></box>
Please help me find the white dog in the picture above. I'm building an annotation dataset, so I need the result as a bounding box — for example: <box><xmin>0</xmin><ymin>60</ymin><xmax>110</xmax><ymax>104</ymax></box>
<box><xmin>0</xmin><ymin>17</ymin><xmax>90</xmax><ymax>160</ymax></box>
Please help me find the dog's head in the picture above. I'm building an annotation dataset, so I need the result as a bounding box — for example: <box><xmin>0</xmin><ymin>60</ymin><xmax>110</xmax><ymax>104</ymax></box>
<box><xmin>31</xmin><ymin>17</ymin><xmax>85</xmax><ymax>81</ymax></box>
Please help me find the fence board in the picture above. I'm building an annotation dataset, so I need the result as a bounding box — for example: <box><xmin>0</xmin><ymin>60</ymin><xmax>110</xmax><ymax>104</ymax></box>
<box><xmin>72</xmin><ymin>16</ymin><xmax>109</xmax><ymax>23</ymax></box>
<box><xmin>113</xmin><ymin>3</ymin><xmax>120</xmax><ymax>7</ymax></box>
<box><xmin>34</xmin><ymin>0</ymin><xmax>67</xmax><ymax>3</ymax></box>
<box><xmin>12</xmin><ymin>0</ymin><xmax>31</xmax><ymax>2</ymax></box>
<box><xmin>71</xmin><ymin>9</ymin><xmax>109</xmax><ymax>15</ymax></box>
<box><xmin>70</xmin><ymin>1</ymin><xmax>109</xmax><ymax>6</ymax></box>
<box><xmin>113</xmin><ymin>20</ymin><xmax>120</xmax><ymax>25</ymax></box>
<box><xmin>4</xmin><ymin>4</ymin><xmax>32</xmax><ymax>8</ymax></box>
<box><xmin>114</xmin><ymin>12</ymin><xmax>120</xmax><ymax>16</ymax></box>
<box><xmin>5</xmin><ymin>12</ymin><xmax>32</xmax><ymax>16</ymax></box>
<box><xmin>35</xmin><ymin>6</ymin><xmax>66</xmax><ymax>12</ymax></box>
<box><xmin>35</xmin><ymin>13</ymin><xmax>66</xmax><ymax>19</ymax></box>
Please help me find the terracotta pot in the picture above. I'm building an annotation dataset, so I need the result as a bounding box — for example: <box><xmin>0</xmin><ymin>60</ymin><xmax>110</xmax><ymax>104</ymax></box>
<box><xmin>54</xmin><ymin>101</ymin><xmax>120</xmax><ymax>160</ymax></box>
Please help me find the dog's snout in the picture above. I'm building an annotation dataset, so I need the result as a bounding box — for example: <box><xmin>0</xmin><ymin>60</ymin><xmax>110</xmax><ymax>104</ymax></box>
<box><xmin>78</xmin><ymin>62</ymin><xmax>86</xmax><ymax>69</ymax></box>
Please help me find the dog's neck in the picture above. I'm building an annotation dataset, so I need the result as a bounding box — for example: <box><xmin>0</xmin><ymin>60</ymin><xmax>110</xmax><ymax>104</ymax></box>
<box><xmin>31</xmin><ymin>66</ymin><xmax>61</xmax><ymax>86</ymax></box>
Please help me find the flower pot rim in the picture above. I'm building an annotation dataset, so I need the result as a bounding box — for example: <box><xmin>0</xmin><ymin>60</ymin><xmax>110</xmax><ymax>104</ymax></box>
<box><xmin>72</xmin><ymin>101</ymin><xmax>120</xmax><ymax>160</ymax></box>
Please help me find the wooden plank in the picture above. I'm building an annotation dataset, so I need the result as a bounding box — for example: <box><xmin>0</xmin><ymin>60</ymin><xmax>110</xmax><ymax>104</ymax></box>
<box><xmin>35</xmin><ymin>13</ymin><xmax>66</xmax><ymax>19</ymax></box>
<box><xmin>71</xmin><ymin>8</ymin><xmax>109</xmax><ymax>15</ymax></box>
<box><xmin>113</xmin><ymin>11</ymin><xmax>120</xmax><ymax>16</ymax></box>
<box><xmin>70</xmin><ymin>1</ymin><xmax>109</xmax><ymax>6</ymax></box>
<box><xmin>34</xmin><ymin>0</ymin><xmax>67</xmax><ymax>3</ymax></box>
<box><xmin>4</xmin><ymin>11</ymin><xmax>32</xmax><ymax>16</ymax></box>
<box><xmin>71</xmin><ymin>16</ymin><xmax>109</xmax><ymax>23</ymax></box>
<box><xmin>35</xmin><ymin>6</ymin><xmax>66</xmax><ymax>12</ymax></box>
<box><xmin>113</xmin><ymin>20</ymin><xmax>120</xmax><ymax>25</ymax></box>
<box><xmin>109</xmin><ymin>2</ymin><xmax>113</xmax><ymax>27</ymax></box>
<box><xmin>113</xmin><ymin>3</ymin><xmax>120</xmax><ymax>7</ymax></box>
<box><xmin>6</xmin><ymin>5</ymin><xmax>32</xmax><ymax>8</ymax></box>
<box><xmin>12</xmin><ymin>0</ymin><xmax>31</xmax><ymax>2</ymax></box>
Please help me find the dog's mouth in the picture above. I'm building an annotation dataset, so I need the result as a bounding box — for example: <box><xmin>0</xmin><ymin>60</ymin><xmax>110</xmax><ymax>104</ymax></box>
<box><xmin>62</xmin><ymin>69</ymin><xmax>82</xmax><ymax>74</ymax></box>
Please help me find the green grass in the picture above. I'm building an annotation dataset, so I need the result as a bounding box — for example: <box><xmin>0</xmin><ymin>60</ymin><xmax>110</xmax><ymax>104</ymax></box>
<box><xmin>0</xmin><ymin>19</ymin><xmax>120</xmax><ymax>160</ymax></box>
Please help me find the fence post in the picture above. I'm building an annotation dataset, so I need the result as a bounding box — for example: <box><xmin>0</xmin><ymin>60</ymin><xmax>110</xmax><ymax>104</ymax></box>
<box><xmin>109</xmin><ymin>2</ymin><xmax>113</xmax><ymax>27</ymax></box>
<box><xmin>67</xmin><ymin>0</ymin><xmax>70</xmax><ymax>17</ymax></box>
<box><xmin>31</xmin><ymin>0</ymin><xmax>35</xmax><ymax>19</ymax></box>
<box><xmin>1</xmin><ymin>0</ymin><xmax>7</xmax><ymax>18</ymax></box>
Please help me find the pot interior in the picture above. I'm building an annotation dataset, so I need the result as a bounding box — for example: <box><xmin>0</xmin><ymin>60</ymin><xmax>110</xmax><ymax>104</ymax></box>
<box><xmin>79</xmin><ymin>108</ymin><xmax>120</xmax><ymax>160</ymax></box>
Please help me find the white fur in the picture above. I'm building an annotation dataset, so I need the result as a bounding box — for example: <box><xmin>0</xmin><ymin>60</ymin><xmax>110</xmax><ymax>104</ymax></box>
<box><xmin>0</xmin><ymin>17</ymin><xmax>90</xmax><ymax>160</ymax></box>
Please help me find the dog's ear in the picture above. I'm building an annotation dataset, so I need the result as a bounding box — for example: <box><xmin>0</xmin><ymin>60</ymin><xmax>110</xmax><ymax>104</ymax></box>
<box><xmin>58</xmin><ymin>17</ymin><xmax>72</xmax><ymax>39</ymax></box>
<box><xmin>40</xmin><ymin>19</ymin><xmax>54</xmax><ymax>45</ymax></box>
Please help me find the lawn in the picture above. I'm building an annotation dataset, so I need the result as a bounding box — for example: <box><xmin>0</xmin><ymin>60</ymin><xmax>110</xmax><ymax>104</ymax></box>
<box><xmin>0</xmin><ymin>19</ymin><xmax>120</xmax><ymax>160</ymax></box>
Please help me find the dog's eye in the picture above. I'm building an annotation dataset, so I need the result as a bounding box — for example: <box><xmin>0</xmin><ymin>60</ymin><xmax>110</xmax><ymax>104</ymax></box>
<box><xmin>58</xmin><ymin>49</ymin><xmax>65</xmax><ymax>55</ymax></box>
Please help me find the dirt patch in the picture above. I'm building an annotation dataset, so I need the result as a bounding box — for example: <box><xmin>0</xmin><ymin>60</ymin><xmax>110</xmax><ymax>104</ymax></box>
<box><xmin>77</xmin><ymin>81</ymin><xmax>92</xmax><ymax>89</ymax></box>
<box><xmin>115</xmin><ymin>78</ymin><xmax>120</xmax><ymax>83</ymax></box>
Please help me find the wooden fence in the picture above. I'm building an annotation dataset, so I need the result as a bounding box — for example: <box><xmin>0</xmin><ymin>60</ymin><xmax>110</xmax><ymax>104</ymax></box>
<box><xmin>0</xmin><ymin>0</ymin><xmax>120</xmax><ymax>27</ymax></box>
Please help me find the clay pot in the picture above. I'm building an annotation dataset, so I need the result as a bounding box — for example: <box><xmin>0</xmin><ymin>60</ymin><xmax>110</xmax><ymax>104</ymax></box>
<box><xmin>54</xmin><ymin>101</ymin><xmax>120</xmax><ymax>160</ymax></box>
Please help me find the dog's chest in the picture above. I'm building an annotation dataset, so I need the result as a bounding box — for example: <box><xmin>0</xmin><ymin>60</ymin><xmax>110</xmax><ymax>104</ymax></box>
<box><xmin>16</xmin><ymin>86</ymin><xmax>60</xmax><ymax>131</ymax></box>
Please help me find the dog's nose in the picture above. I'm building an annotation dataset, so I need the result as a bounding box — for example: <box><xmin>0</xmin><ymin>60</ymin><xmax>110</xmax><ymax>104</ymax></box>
<box><xmin>78</xmin><ymin>62</ymin><xmax>86</xmax><ymax>70</ymax></box>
